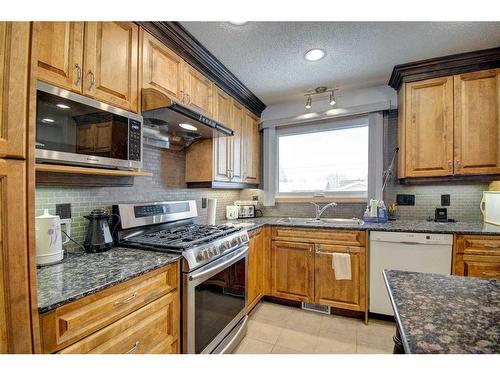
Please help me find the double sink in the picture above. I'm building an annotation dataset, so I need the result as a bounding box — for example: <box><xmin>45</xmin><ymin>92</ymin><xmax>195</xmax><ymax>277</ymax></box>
<box><xmin>277</xmin><ymin>217</ymin><xmax>364</xmax><ymax>226</ymax></box>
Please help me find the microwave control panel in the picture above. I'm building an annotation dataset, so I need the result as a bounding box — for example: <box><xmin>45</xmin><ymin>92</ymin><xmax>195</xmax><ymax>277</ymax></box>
<box><xmin>128</xmin><ymin>119</ymin><xmax>142</xmax><ymax>161</ymax></box>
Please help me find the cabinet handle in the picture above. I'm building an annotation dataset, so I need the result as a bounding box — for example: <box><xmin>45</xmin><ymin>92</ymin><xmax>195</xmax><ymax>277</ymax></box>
<box><xmin>75</xmin><ymin>63</ymin><xmax>82</xmax><ymax>86</ymax></box>
<box><xmin>125</xmin><ymin>341</ymin><xmax>140</xmax><ymax>354</ymax></box>
<box><xmin>455</xmin><ymin>160</ymin><xmax>461</xmax><ymax>169</ymax></box>
<box><xmin>186</xmin><ymin>93</ymin><xmax>191</xmax><ymax>105</ymax></box>
<box><xmin>114</xmin><ymin>292</ymin><xmax>137</xmax><ymax>306</ymax></box>
<box><xmin>180</xmin><ymin>90</ymin><xmax>185</xmax><ymax>103</ymax></box>
<box><xmin>88</xmin><ymin>70</ymin><xmax>95</xmax><ymax>90</ymax></box>
<box><xmin>448</xmin><ymin>161</ymin><xmax>453</xmax><ymax>171</ymax></box>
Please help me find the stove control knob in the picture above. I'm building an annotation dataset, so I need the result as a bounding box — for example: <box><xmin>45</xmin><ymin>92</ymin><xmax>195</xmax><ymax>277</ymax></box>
<box><xmin>209</xmin><ymin>247</ymin><xmax>217</xmax><ymax>256</ymax></box>
<box><xmin>196</xmin><ymin>252</ymin><xmax>204</xmax><ymax>261</ymax></box>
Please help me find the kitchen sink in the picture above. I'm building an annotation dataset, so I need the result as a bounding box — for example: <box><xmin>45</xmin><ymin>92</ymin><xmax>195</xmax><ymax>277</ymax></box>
<box><xmin>277</xmin><ymin>217</ymin><xmax>363</xmax><ymax>225</ymax></box>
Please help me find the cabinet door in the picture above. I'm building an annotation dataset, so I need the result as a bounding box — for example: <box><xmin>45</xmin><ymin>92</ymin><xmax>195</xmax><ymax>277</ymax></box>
<box><xmin>0</xmin><ymin>160</ymin><xmax>32</xmax><ymax>353</ymax></box>
<box><xmin>271</xmin><ymin>241</ymin><xmax>314</xmax><ymax>303</ymax></box>
<box><xmin>182</xmin><ymin>63</ymin><xmax>213</xmax><ymax>116</ymax></box>
<box><xmin>84</xmin><ymin>22</ymin><xmax>139</xmax><ymax>112</ymax></box>
<box><xmin>141</xmin><ymin>30</ymin><xmax>184</xmax><ymax>102</ymax></box>
<box><xmin>247</xmin><ymin>229</ymin><xmax>264</xmax><ymax>311</ymax></box>
<box><xmin>314</xmin><ymin>244</ymin><xmax>366</xmax><ymax>312</ymax></box>
<box><xmin>405</xmin><ymin>77</ymin><xmax>454</xmax><ymax>177</ymax></box>
<box><xmin>243</xmin><ymin>110</ymin><xmax>260</xmax><ymax>184</ymax></box>
<box><xmin>454</xmin><ymin>69</ymin><xmax>500</xmax><ymax>175</ymax></box>
<box><xmin>33</xmin><ymin>22</ymin><xmax>84</xmax><ymax>92</ymax></box>
<box><xmin>0</xmin><ymin>22</ymin><xmax>30</xmax><ymax>159</ymax></box>
<box><xmin>212</xmin><ymin>86</ymin><xmax>232</xmax><ymax>182</ymax></box>
<box><xmin>229</xmin><ymin>100</ymin><xmax>243</xmax><ymax>182</ymax></box>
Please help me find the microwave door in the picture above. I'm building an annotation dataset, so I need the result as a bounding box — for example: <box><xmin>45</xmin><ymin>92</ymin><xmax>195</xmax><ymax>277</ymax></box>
<box><xmin>35</xmin><ymin>82</ymin><xmax>143</xmax><ymax>169</ymax></box>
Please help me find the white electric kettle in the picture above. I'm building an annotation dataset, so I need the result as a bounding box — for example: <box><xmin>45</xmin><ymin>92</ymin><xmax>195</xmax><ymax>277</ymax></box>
<box><xmin>35</xmin><ymin>209</ymin><xmax>71</xmax><ymax>266</ymax></box>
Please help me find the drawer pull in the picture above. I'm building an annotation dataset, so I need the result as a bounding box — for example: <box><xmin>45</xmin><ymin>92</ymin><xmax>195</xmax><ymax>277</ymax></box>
<box><xmin>125</xmin><ymin>341</ymin><xmax>140</xmax><ymax>354</ymax></box>
<box><xmin>114</xmin><ymin>292</ymin><xmax>137</xmax><ymax>306</ymax></box>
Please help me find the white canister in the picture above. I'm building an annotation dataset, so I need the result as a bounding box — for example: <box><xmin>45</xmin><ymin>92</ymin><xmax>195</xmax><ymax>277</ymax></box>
<box><xmin>35</xmin><ymin>209</ymin><xmax>71</xmax><ymax>266</ymax></box>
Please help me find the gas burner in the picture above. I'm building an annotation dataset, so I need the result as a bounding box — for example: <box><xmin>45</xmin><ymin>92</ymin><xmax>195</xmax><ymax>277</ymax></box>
<box><xmin>126</xmin><ymin>223</ymin><xmax>241</xmax><ymax>250</ymax></box>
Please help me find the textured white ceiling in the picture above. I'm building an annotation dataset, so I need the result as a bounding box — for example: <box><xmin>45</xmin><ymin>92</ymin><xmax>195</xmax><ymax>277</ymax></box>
<box><xmin>181</xmin><ymin>22</ymin><xmax>500</xmax><ymax>104</ymax></box>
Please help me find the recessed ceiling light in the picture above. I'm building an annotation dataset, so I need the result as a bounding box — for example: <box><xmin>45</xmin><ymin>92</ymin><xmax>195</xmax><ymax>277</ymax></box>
<box><xmin>56</xmin><ymin>103</ymin><xmax>70</xmax><ymax>109</ymax></box>
<box><xmin>41</xmin><ymin>118</ymin><xmax>55</xmax><ymax>124</ymax></box>
<box><xmin>305</xmin><ymin>95</ymin><xmax>312</xmax><ymax>109</ymax></box>
<box><xmin>179</xmin><ymin>123</ymin><xmax>198</xmax><ymax>131</ymax></box>
<box><xmin>304</xmin><ymin>49</ymin><xmax>326</xmax><ymax>62</ymax></box>
<box><xmin>229</xmin><ymin>21</ymin><xmax>248</xmax><ymax>26</ymax></box>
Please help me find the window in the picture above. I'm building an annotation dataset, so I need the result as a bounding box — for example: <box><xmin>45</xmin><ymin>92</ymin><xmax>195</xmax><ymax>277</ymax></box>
<box><xmin>276</xmin><ymin>120</ymin><xmax>369</xmax><ymax>198</ymax></box>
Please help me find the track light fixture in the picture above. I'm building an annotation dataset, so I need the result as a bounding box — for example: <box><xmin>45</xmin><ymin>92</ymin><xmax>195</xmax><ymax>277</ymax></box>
<box><xmin>304</xmin><ymin>87</ymin><xmax>338</xmax><ymax>109</ymax></box>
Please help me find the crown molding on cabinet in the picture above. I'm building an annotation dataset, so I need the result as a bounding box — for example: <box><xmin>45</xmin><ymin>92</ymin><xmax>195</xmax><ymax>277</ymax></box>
<box><xmin>137</xmin><ymin>21</ymin><xmax>266</xmax><ymax>117</ymax></box>
<box><xmin>389</xmin><ymin>46</ymin><xmax>500</xmax><ymax>91</ymax></box>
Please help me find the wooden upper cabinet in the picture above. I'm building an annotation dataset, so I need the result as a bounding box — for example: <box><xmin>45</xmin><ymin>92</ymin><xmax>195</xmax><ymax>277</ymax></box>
<box><xmin>454</xmin><ymin>69</ymin><xmax>500</xmax><ymax>175</ymax></box>
<box><xmin>141</xmin><ymin>30</ymin><xmax>184</xmax><ymax>102</ymax></box>
<box><xmin>182</xmin><ymin>63</ymin><xmax>213</xmax><ymax>116</ymax></box>
<box><xmin>404</xmin><ymin>76</ymin><xmax>454</xmax><ymax>177</ymax></box>
<box><xmin>212</xmin><ymin>86</ymin><xmax>232</xmax><ymax>182</ymax></box>
<box><xmin>271</xmin><ymin>241</ymin><xmax>314</xmax><ymax>303</ymax></box>
<box><xmin>0</xmin><ymin>22</ymin><xmax>30</xmax><ymax>160</ymax></box>
<box><xmin>0</xmin><ymin>160</ymin><xmax>32</xmax><ymax>353</ymax></box>
<box><xmin>84</xmin><ymin>22</ymin><xmax>139</xmax><ymax>112</ymax></box>
<box><xmin>230</xmin><ymin>100</ymin><xmax>243</xmax><ymax>182</ymax></box>
<box><xmin>314</xmin><ymin>245</ymin><xmax>366</xmax><ymax>312</ymax></box>
<box><xmin>33</xmin><ymin>22</ymin><xmax>84</xmax><ymax>92</ymax></box>
<box><xmin>243</xmin><ymin>110</ymin><xmax>260</xmax><ymax>184</ymax></box>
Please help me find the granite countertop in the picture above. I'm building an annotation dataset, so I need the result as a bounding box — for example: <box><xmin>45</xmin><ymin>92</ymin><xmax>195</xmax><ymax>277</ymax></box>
<box><xmin>37</xmin><ymin>247</ymin><xmax>181</xmax><ymax>314</ymax></box>
<box><xmin>224</xmin><ymin>217</ymin><xmax>500</xmax><ymax>235</ymax></box>
<box><xmin>384</xmin><ymin>270</ymin><xmax>500</xmax><ymax>354</ymax></box>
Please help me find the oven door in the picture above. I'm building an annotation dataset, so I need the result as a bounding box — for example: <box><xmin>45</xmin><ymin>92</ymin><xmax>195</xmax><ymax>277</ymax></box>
<box><xmin>183</xmin><ymin>245</ymin><xmax>248</xmax><ymax>354</ymax></box>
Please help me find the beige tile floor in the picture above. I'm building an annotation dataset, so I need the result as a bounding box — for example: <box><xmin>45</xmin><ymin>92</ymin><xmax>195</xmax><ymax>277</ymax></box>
<box><xmin>233</xmin><ymin>301</ymin><xmax>396</xmax><ymax>354</ymax></box>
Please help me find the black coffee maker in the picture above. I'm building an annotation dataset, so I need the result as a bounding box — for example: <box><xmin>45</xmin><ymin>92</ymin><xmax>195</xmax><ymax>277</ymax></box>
<box><xmin>84</xmin><ymin>208</ymin><xmax>114</xmax><ymax>252</ymax></box>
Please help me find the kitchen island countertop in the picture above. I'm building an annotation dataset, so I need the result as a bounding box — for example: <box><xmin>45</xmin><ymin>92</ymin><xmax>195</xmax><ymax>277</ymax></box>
<box><xmin>37</xmin><ymin>247</ymin><xmax>181</xmax><ymax>314</ymax></box>
<box><xmin>384</xmin><ymin>270</ymin><xmax>499</xmax><ymax>354</ymax></box>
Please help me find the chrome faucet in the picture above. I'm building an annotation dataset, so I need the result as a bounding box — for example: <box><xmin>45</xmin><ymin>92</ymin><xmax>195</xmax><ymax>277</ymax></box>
<box><xmin>310</xmin><ymin>202</ymin><xmax>338</xmax><ymax>220</ymax></box>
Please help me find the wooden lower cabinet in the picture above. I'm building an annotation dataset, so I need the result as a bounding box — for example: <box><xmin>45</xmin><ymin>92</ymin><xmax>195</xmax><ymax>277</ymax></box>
<box><xmin>270</xmin><ymin>228</ymin><xmax>367</xmax><ymax>318</ymax></box>
<box><xmin>40</xmin><ymin>262</ymin><xmax>180</xmax><ymax>354</ymax></box>
<box><xmin>0</xmin><ymin>159</ymin><xmax>33</xmax><ymax>353</ymax></box>
<box><xmin>247</xmin><ymin>228</ymin><xmax>265</xmax><ymax>311</ymax></box>
<box><xmin>314</xmin><ymin>244</ymin><xmax>366</xmax><ymax>312</ymax></box>
<box><xmin>60</xmin><ymin>292</ymin><xmax>178</xmax><ymax>354</ymax></box>
<box><xmin>453</xmin><ymin>234</ymin><xmax>500</xmax><ymax>279</ymax></box>
<box><xmin>271</xmin><ymin>241</ymin><xmax>314</xmax><ymax>303</ymax></box>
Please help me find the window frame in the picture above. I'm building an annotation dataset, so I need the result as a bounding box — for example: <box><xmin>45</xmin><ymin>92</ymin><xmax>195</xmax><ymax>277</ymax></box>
<box><xmin>274</xmin><ymin>117</ymin><xmax>370</xmax><ymax>200</ymax></box>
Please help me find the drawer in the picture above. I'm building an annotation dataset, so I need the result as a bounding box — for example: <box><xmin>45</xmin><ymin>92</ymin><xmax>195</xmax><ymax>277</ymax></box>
<box><xmin>272</xmin><ymin>227</ymin><xmax>366</xmax><ymax>246</ymax></box>
<box><xmin>59</xmin><ymin>291</ymin><xmax>179</xmax><ymax>354</ymax></box>
<box><xmin>464</xmin><ymin>260</ymin><xmax>500</xmax><ymax>279</ymax></box>
<box><xmin>455</xmin><ymin>235</ymin><xmax>500</xmax><ymax>256</ymax></box>
<box><xmin>41</xmin><ymin>262</ymin><xmax>178</xmax><ymax>353</ymax></box>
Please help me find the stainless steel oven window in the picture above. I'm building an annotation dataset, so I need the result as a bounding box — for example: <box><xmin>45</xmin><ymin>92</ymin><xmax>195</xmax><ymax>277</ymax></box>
<box><xmin>183</xmin><ymin>245</ymin><xmax>248</xmax><ymax>354</ymax></box>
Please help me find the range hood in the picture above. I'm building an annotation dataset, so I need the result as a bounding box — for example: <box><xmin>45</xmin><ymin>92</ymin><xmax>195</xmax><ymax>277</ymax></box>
<box><xmin>141</xmin><ymin>88</ymin><xmax>233</xmax><ymax>150</ymax></box>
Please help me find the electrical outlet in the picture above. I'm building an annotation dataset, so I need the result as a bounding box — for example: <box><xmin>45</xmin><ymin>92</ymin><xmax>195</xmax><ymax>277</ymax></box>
<box><xmin>441</xmin><ymin>194</ymin><xmax>451</xmax><ymax>206</ymax></box>
<box><xmin>201</xmin><ymin>198</ymin><xmax>207</xmax><ymax>209</ymax></box>
<box><xmin>56</xmin><ymin>203</ymin><xmax>72</xmax><ymax>219</ymax></box>
<box><xmin>396</xmin><ymin>194</ymin><xmax>415</xmax><ymax>206</ymax></box>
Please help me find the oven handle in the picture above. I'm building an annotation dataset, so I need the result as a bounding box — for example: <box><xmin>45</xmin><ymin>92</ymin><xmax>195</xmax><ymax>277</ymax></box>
<box><xmin>189</xmin><ymin>245</ymin><xmax>248</xmax><ymax>282</ymax></box>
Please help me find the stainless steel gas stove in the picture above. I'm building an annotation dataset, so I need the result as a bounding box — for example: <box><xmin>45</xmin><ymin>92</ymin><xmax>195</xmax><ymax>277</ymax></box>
<box><xmin>114</xmin><ymin>200</ymin><xmax>249</xmax><ymax>354</ymax></box>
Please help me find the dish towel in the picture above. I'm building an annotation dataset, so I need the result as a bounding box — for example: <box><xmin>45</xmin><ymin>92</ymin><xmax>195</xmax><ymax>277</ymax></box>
<box><xmin>332</xmin><ymin>253</ymin><xmax>351</xmax><ymax>280</ymax></box>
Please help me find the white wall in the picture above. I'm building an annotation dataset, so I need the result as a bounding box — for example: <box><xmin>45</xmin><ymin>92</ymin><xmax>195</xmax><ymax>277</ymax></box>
<box><xmin>261</xmin><ymin>84</ymin><xmax>397</xmax><ymax>122</ymax></box>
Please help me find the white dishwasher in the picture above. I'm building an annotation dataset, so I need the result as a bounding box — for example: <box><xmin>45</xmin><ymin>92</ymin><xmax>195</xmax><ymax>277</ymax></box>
<box><xmin>369</xmin><ymin>231</ymin><xmax>453</xmax><ymax>316</ymax></box>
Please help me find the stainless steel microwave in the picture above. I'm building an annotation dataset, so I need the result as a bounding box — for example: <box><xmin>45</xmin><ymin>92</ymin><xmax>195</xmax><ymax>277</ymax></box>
<box><xmin>35</xmin><ymin>82</ymin><xmax>143</xmax><ymax>170</ymax></box>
